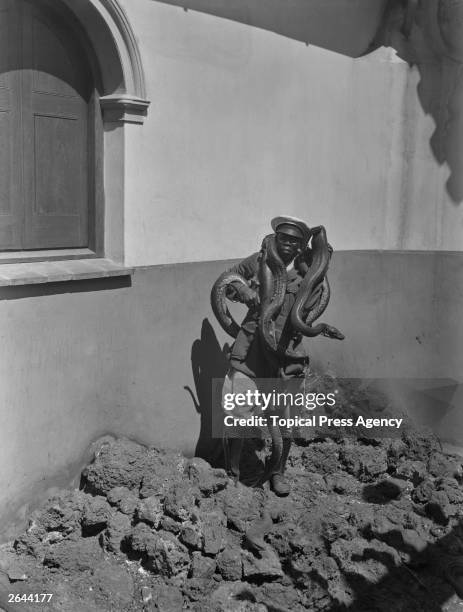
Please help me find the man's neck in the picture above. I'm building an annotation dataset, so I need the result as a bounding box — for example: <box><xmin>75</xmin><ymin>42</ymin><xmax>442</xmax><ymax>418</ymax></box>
<box><xmin>281</xmin><ymin>254</ymin><xmax>295</xmax><ymax>266</ymax></box>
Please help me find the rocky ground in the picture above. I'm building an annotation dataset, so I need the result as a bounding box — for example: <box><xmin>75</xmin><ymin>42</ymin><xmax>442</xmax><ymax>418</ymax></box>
<box><xmin>2</xmin><ymin>377</ymin><xmax>463</xmax><ymax>611</ymax></box>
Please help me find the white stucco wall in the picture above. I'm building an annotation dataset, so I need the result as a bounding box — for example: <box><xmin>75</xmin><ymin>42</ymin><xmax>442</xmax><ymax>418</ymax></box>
<box><xmin>118</xmin><ymin>0</ymin><xmax>463</xmax><ymax>267</ymax></box>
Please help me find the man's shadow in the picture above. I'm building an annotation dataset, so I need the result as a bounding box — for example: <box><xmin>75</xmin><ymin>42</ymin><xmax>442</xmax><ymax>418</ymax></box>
<box><xmin>185</xmin><ymin>318</ymin><xmax>230</xmax><ymax>466</ymax></box>
<box><xmin>186</xmin><ymin>318</ymin><xmax>269</xmax><ymax>480</ymax></box>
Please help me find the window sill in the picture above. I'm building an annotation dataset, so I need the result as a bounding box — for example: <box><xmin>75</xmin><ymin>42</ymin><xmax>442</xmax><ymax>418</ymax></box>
<box><xmin>0</xmin><ymin>258</ymin><xmax>134</xmax><ymax>286</ymax></box>
<box><xmin>0</xmin><ymin>248</ymin><xmax>97</xmax><ymax>264</ymax></box>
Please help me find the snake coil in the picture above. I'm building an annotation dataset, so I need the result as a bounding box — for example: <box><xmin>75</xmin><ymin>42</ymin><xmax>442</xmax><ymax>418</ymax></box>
<box><xmin>211</xmin><ymin>226</ymin><xmax>343</xmax><ymax>346</ymax></box>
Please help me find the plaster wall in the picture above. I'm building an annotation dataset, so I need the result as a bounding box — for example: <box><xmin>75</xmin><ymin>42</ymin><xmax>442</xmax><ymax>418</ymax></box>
<box><xmin>1</xmin><ymin>251</ymin><xmax>461</xmax><ymax>538</ymax></box>
<box><xmin>117</xmin><ymin>0</ymin><xmax>463</xmax><ymax>267</ymax></box>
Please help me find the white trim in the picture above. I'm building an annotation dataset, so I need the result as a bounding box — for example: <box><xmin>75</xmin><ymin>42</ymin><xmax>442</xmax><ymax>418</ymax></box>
<box><xmin>60</xmin><ymin>0</ymin><xmax>150</xmax><ymax>123</ymax></box>
<box><xmin>100</xmin><ymin>94</ymin><xmax>150</xmax><ymax>124</ymax></box>
<box><xmin>98</xmin><ymin>0</ymin><xmax>147</xmax><ymax>99</ymax></box>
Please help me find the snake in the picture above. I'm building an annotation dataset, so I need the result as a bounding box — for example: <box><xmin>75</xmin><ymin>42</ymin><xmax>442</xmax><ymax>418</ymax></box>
<box><xmin>211</xmin><ymin>227</ymin><xmax>343</xmax><ymax>346</ymax></box>
<box><xmin>290</xmin><ymin>226</ymin><xmax>344</xmax><ymax>340</ymax></box>
<box><xmin>210</xmin><ymin>226</ymin><xmax>344</xmax><ymax>487</ymax></box>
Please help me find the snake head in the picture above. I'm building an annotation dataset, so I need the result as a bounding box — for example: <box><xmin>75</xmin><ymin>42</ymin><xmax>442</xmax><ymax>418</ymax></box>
<box><xmin>323</xmin><ymin>325</ymin><xmax>345</xmax><ymax>340</ymax></box>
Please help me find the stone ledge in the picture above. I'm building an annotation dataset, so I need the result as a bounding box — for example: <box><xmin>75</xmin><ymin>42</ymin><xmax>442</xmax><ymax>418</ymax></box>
<box><xmin>0</xmin><ymin>259</ymin><xmax>134</xmax><ymax>286</ymax></box>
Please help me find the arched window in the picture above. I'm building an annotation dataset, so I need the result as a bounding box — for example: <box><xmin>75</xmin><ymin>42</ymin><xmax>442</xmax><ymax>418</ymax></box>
<box><xmin>0</xmin><ymin>0</ymin><xmax>149</xmax><ymax>273</ymax></box>
<box><xmin>0</xmin><ymin>0</ymin><xmax>97</xmax><ymax>251</ymax></box>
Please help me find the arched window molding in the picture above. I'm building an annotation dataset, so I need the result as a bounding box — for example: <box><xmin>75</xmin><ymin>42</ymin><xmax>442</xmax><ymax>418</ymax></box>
<box><xmin>57</xmin><ymin>0</ymin><xmax>150</xmax><ymax>265</ymax></box>
<box><xmin>60</xmin><ymin>0</ymin><xmax>150</xmax><ymax>124</ymax></box>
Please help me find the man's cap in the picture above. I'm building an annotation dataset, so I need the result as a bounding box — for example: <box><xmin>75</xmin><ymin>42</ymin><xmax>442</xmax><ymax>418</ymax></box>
<box><xmin>271</xmin><ymin>215</ymin><xmax>311</xmax><ymax>243</ymax></box>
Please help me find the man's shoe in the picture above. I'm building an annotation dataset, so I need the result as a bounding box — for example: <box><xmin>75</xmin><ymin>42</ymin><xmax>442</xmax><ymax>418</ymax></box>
<box><xmin>270</xmin><ymin>473</ymin><xmax>290</xmax><ymax>496</ymax></box>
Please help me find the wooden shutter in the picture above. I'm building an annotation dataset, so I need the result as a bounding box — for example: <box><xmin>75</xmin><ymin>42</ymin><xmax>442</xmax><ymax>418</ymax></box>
<box><xmin>0</xmin><ymin>0</ymin><xmax>91</xmax><ymax>251</ymax></box>
<box><xmin>0</xmin><ymin>0</ymin><xmax>22</xmax><ymax>249</ymax></box>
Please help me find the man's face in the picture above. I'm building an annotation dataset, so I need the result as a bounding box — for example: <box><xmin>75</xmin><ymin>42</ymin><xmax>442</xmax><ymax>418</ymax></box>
<box><xmin>276</xmin><ymin>231</ymin><xmax>302</xmax><ymax>261</ymax></box>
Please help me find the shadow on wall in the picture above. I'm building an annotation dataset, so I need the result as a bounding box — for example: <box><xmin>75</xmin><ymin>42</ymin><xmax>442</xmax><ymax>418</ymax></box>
<box><xmin>152</xmin><ymin>0</ymin><xmax>463</xmax><ymax>205</ymax></box>
<box><xmin>150</xmin><ymin>0</ymin><xmax>388</xmax><ymax>58</ymax></box>
<box><xmin>372</xmin><ymin>0</ymin><xmax>463</xmax><ymax>205</ymax></box>
<box><xmin>185</xmin><ymin>318</ymin><xmax>230</xmax><ymax>466</ymax></box>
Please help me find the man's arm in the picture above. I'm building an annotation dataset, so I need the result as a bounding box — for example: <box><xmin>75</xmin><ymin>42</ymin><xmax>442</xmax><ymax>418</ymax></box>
<box><xmin>225</xmin><ymin>252</ymin><xmax>260</xmax><ymax>308</ymax></box>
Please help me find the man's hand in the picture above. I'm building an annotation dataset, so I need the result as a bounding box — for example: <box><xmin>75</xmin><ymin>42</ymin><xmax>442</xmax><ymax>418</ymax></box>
<box><xmin>237</xmin><ymin>285</ymin><xmax>260</xmax><ymax>308</ymax></box>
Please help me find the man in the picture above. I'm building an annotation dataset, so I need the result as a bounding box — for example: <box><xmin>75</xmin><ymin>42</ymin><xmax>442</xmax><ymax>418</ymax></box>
<box><xmin>221</xmin><ymin>215</ymin><xmax>314</xmax><ymax>496</ymax></box>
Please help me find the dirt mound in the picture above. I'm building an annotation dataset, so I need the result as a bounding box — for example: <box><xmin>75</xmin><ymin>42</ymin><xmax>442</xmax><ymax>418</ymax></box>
<box><xmin>2</xmin><ymin>383</ymin><xmax>463</xmax><ymax>611</ymax></box>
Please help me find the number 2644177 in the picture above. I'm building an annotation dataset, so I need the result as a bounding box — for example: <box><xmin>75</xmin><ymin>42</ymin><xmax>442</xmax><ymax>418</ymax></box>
<box><xmin>8</xmin><ymin>594</ymin><xmax>53</xmax><ymax>603</ymax></box>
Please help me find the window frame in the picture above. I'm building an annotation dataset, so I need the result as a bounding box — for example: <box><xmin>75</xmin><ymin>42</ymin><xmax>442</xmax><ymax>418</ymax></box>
<box><xmin>0</xmin><ymin>0</ymin><xmax>103</xmax><ymax>264</ymax></box>
<box><xmin>0</xmin><ymin>0</ymin><xmax>149</xmax><ymax>280</ymax></box>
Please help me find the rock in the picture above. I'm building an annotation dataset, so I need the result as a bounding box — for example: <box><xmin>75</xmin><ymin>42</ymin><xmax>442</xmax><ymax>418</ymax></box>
<box><xmin>185</xmin><ymin>457</ymin><xmax>229</xmax><ymax>495</ymax></box>
<box><xmin>443</xmin><ymin>559</ymin><xmax>463</xmax><ymax>600</ymax></box>
<box><xmin>159</xmin><ymin>516</ymin><xmax>182</xmax><ymax>534</ymax></box>
<box><xmin>182</xmin><ymin>577</ymin><xmax>217</xmax><ymax>604</ymax></box>
<box><xmin>267</xmin><ymin>523</ymin><xmax>295</xmax><ymax>557</ymax></box>
<box><xmin>289</xmin><ymin>531</ymin><xmax>335</xmax><ymax>584</ymax></box>
<box><xmin>439</xmin><ymin>531</ymin><xmax>463</xmax><ymax>556</ymax></box>
<box><xmin>218</xmin><ymin>486</ymin><xmax>263</xmax><ymax>533</ymax></box>
<box><xmin>400</xmin><ymin>528</ymin><xmax>429</xmax><ymax>565</ymax></box>
<box><xmin>82</xmin><ymin>438</ymin><xmax>150</xmax><ymax>495</ymax></box>
<box><xmin>100</xmin><ymin>511</ymin><xmax>131</xmax><ymax>553</ymax></box>
<box><xmin>136</xmin><ymin>496</ymin><xmax>163</xmax><ymax>527</ymax></box>
<box><xmin>197</xmin><ymin>497</ymin><xmax>218</xmax><ymax>513</ymax></box>
<box><xmin>339</xmin><ymin>445</ymin><xmax>388</xmax><ymax>482</ymax></box>
<box><xmin>324</xmin><ymin>473</ymin><xmax>359</xmax><ymax>495</ymax></box>
<box><xmin>180</xmin><ymin>523</ymin><xmax>203</xmax><ymax>550</ymax></box>
<box><xmin>42</xmin><ymin>530</ymin><xmax>64</xmax><ymax>545</ymax></box>
<box><xmin>81</xmin><ymin>495</ymin><xmax>111</xmax><ymax>532</ymax></box>
<box><xmin>139</xmin><ymin>449</ymin><xmax>187</xmax><ymax>500</ymax></box>
<box><xmin>330</xmin><ymin>537</ymin><xmax>401</xmax><ymax>583</ymax></box>
<box><xmin>14</xmin><ymin>523</ymin><xmax>47</xmax><ymax>559</ymax></box>
<box><xmin>311</xmin><ymin>554</ymin><xmax>340</xmax><ymax>585</ymax></box>
<box><xmin>425</xmin><ymin>490</ymin><xmax>451</xmax><ymax>525</ymax></box>
<box><xmin>210</xmin><ymin>581</ymin><xmax>264</xmax><ymax>612</ymax></box>
<box><xmin>383</xmin><ymin>498</ymin><xmax>420</xmax><ymax>530</ymax></box>
<box><xmin>401</xmin><ymin>528</ymin><xmax>428</xmax><ymax>552</ymax></box>
<box><xmin>254</xmin><ymin>582</ymin><xmax>303</xmax><ymax>612</ymax></box>
<box><xmin>412</xmin><ymin>479</ymin><xmax>435</xmax><ymax>504</ymax></box>
<box><xmin>129</xmin><ymin>525</ymin><xmax>190</xmax><ymax>578</ymax></box>
<box><xmin>92</xmin><ymin>562</ymin><xmax>134</xmax><ymax>608</ymax></box>
<box><xmin>242</xmin><ymin>547</ymin><xmax>284</xmax><ymax>580</ymax></box>
<box><xmin>43</xmin><ymin>537</ymin><xmax>103</xmax><ymax>572</ymax></box>
<box><xmin>202</xmin><ymin>511</ymin><xmax>227</xmax><ymax>555</ymax></box>
<box><xmin>385</xmin><ymin>438</ymin><xmax>408</xmax><ymax>470</ymax></box>
<box><xmin>107</xmin><ymin>486</ymin><xmax>139</xmax><ymax>515</ymax></box>
<box><xmin>149</xmin><ymin>581</ymin><xmax>184</xmax><ymax>612</ymax></box>
<box><xmin>34</xmin><ymin>491</ymin><xmax>84</xmax><ymax>535</ymax></box>
<box><xmin>141</xmin><ymin>585</ymin><xmax>153</xmax><ymax>604</ymax></box>
<box><xmin>0</xmin><ymin>558</ymin><xmax>28</xmax><ymax>582</ymax></box>
<box><xmin>401</xmin><ymin>430</ymin><xmax>441</xmax><ymax>462</ymax></box>
<box><xmin>303</xmin><ymin>472</ymin><xmax>328</xmax><ymax>494</ymax></box>
<box><xmin>190</xmin><ymin>551</ymin><xmax>216</xmax><ymax>579</ymax></box>
<box><xmin>128</xmin><ymin>522</ymin><xmax>155</xmax><ymax>554</ymax></box>
<box><xmin>301</xmin><ymin>443</ymin><xmax>340</xmax><ymax>475</ymax></box>
<box><xmin>216</xmin><ymin>546</ymin><xmax>243</xmax><ymax>581</ymax></box>
<box><xmin>163</xmin><ymin>482</ymin><xmax>199</xmax><ymax>522</ymax></box>
<box><xmin>436</xmin><ymin>477</ymin><xmax>463</xmax><ymax>505</ymax></box>
<box><xmin>14</xmin><ymin>492</ymin><xmax>86</xmax><ymax>558</ymax></box>
<box><xmin>428</xmin><ymin>453</ymin><xmax>462</xmax><ymax>479</ymax></box>
<box><xmin>12</xmin><ymin>424</ymin><xmax>463</xmax><ymax>612</ymax></box>
<box><xmin>395</xmin><ymin>459</ymin><xmax>427</xmax><ymax>484</ymax></box>
<box><xmin>321</xmin><ymin>515</ymin><xmax>355</xmax><ymax>544</ymax></box>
